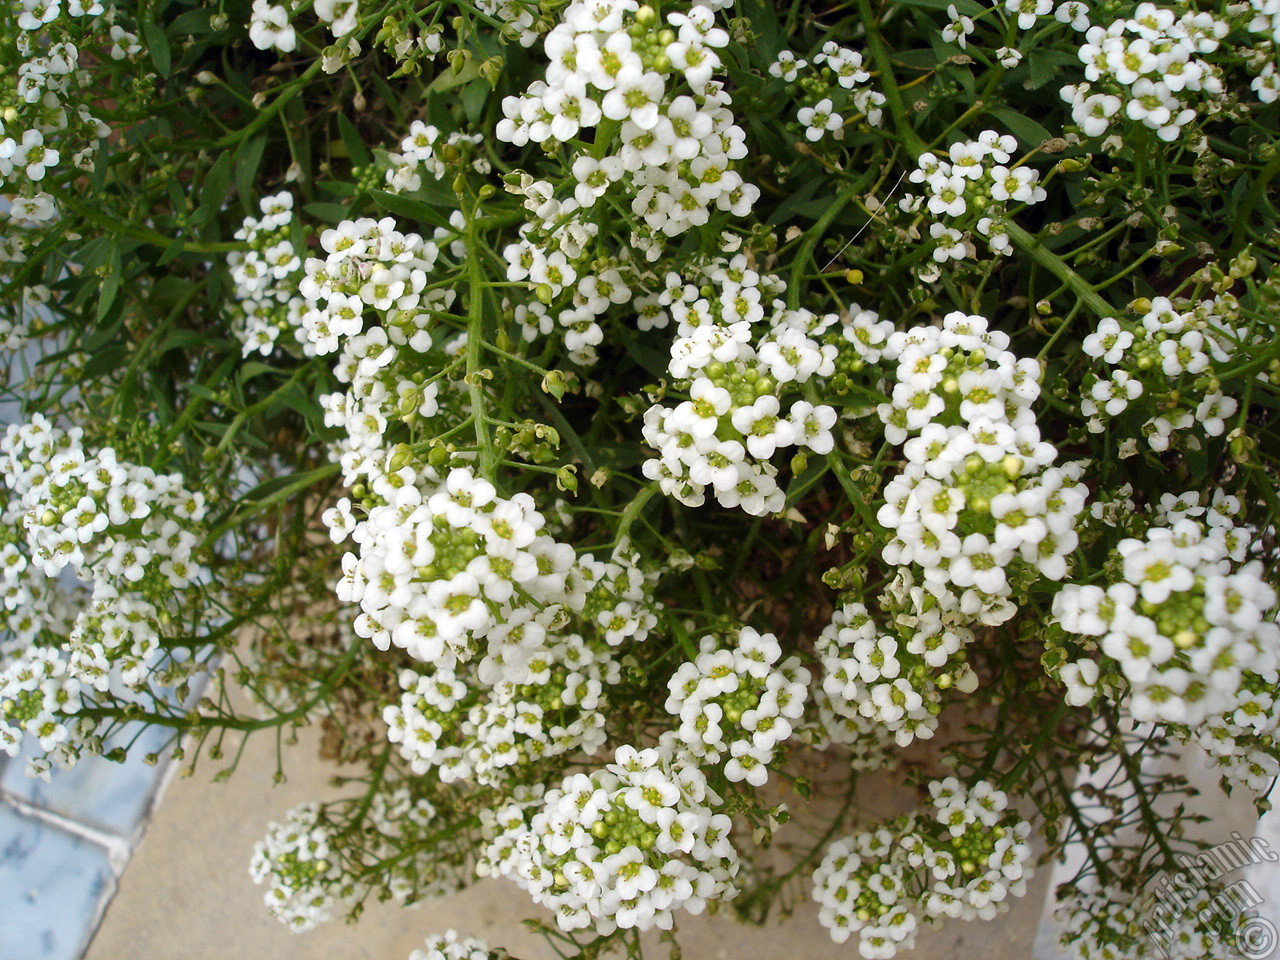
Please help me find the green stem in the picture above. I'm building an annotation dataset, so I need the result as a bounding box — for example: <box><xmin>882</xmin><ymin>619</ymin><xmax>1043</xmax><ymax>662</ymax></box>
<box><xmin>1005</xmin><ymin>221</ymin><xmax>1112</xmax><ymax>320</ymax></box>
<box><xmin>858</xmin><ymin>0</ymin><xmax>928</xmax><ymax>159</ymax></box>
<box><xmin>465</xmin><ymin>207</ymin><xmax>497</xmax><ymax>480</ymax></box>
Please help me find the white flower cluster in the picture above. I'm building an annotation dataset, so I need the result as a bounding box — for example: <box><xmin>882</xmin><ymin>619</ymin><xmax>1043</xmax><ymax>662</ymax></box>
<box><xmin>1079</xmin><ymin>293</ymin><xmax>1260</xmax><ymax>452</ymax></box>
<box><xmin>0</xmin><ymin>645</ymin><xmax>85</xmax><ymax>761</ymax></box>
<box><xmin>1060</xmin><ymin>3</ymin><xmax>1229</xmax><ymax>142</ymax></box>
<box><xmin>335</xmin><ymin>465</ymin><xmax>586</xmax><ymax>676</ymax></box>
<box><xmin>875</xmin><ymin>313</ymin><xmax>1088</xmax><ymax>624</ymax></box>
<box><xmin>641</xmin><ymin>260</ymin><xmax>841</xmax><ymax>516</ymax></box>
<box><xmin>1054</xmin><ymin>506</ymin><xmax>1278</xmax><ymax>730</ymax></box>
<box><xmin>249</xmin><ymin>0</ymin><xmax>363</xmax><ymax>53</ymax></box>
<box><xmin>899</xmin><ymin>131</ymin><xmax>1047</xmax><ymax>271</ymax></box>
<box><xmin>802</xmin><ymin>684</ymin><xmax>903</xmax><ymax>771</ymax></box>
<box><xmin>250</xmin><ymin>801</ymin><xmax>358</xmax><ymax>932</ymax></box>
<box><xmin>767</xmin><ymin>41</ymin><xmax>885</xmax><ymax>142</ymax></box>
<box><xmin>0</xmin><ymin>416</ymin><xmax>211</xmax><ymax>769</ymax></box>
<box><xmin>812</xmin><ymin>778</ymin><xmax>1033</xmax><ymax>958</ymax></box>
<box><xmin>0</xmin><ymin>0</ymin><xmax>111</xmax><ymax>225</ymax></box>
<box><xmin>299</xmin><ymin>214</ymin><xmax>458</xmax><ymax>483</ymax></box>
<box><xmin>251</xmin><ymin>788</ymin><xmax>450</xmax><ymax>933</ymax></box>
<box><xmin>384</xmin><ymin>630</ymin><xmax>620</xmax><ymax>785</ymax></box>
<box><xmin>383</xmin><ymin>121</ymin><xmax>488</xmax><ymax>194</ymax></box>
<box><xmin>816</xmin><ymin>597</ymin><xmax>978</xmax><ymax>750</ymax></box>
<box><xmin>497</xmin><ymin>0</ymin><xmax>758</xmax><ymax>267</ymax></box>
<box><xmin>663</xmin><ymin>626</ymin><xmax>809</xmax><ymax>785</ymax></box>
<box><xmin>226</xmin><ymin>191</ymin><xmax>312</xmax><ymax>358</ymax></box>
<box><xmin>478</xmin><ymin>744</ymin><xmax>739</xmax><ymax>934</ymax></box>
<box><xmin>1054</xmin><ymin>877</ymin><xmax>1233</xmax><ymax>960</ymax></box>
<box><xmin>409</xmin><ymin>930</ymin><xmax>499</xmax><ymax>960</ymax></box>
<box><xmin>1248</xmin><ymin>0</ymin><xmax>1280</xmax><ymax>101</ymax></box>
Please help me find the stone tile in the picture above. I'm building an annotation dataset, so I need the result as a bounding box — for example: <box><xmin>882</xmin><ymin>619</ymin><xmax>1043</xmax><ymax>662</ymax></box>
<box><xmin>0</xmin><ymin>805</ymin><xmax>116</xmax><ymax>960</ymax></box>
<box><xmin>1</xmin><ymin>722</ymin><xmax>175</xmax><ymax>841</ymax></box>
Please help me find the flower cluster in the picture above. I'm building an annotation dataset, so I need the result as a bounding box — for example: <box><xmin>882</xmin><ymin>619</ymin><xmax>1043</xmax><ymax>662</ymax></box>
<box><xmin>663</xmin><ymin>626</ymin><xmax>809</xmax><ymax>785</ymax></box>
<box><xmin>497</xmin><ymin>0</ymin><xmax>757</xmax><ymax>282</ymax></box>
<box><xmin>0</xmin><ymin>416</ymin><xmax>212</xmax><ymax>771</ymax></box>
<box><xmin>875</xmin><ymin>312</ymin><xmax>1088</xmax><ymax>624</ymax></box>
<box><xmin>478</xmin><ymin>744</ymin><xmax>739</xmax><ymax>934</ymax></box>
<box><xmin>767</xmin><ymin>41</ymin><xmax>885</xmax><ymax>142</ymax></box>
<box><xmin>641</xmin><ymin>260</ymin><xmax>840</xmax><ymax>516</ymax></box>
<box><xmin>1053</xmin><ymin>505</ymin><xmax>1278</xmax><ymax>731</ymax></box>
<box><xmin>409</xmin><ymin>931</ymin><xmax>502</xmax><ymax>960</ymax></box>
<box><xmin>1078</xmin><ymin>289</ymin><xmax>1263</xmax><ymax>453</ymax></box>
<box><xmin>0</xmin><ymin>0</ymin><xmax>112</xmax><ymax>227</ymax></box>
<box><xmin>335</xmin><ymin>465</ymin><xmax>585</xmax><ymax>677</ymax></box>
<box><xmin>812</xmin><ymin>778</ymin><xmax>1033</xmax><ymax>958</ymax></box>
<box><xmin>1054</xmin><ymin>876</ymin><xmax>1239</xmax><ymax>960</ymax></box>
<box><xmin>1060</xmin><ymin>3</ymin><xmax>1229</xmax><ymax>142</ymax></box>
<box><xmin>226</xmin><ymin>192</ymin><xmax>311</xmax><ymax>358</ymax></box>
<box><xmin>383</xmin><ymin>630</ymin><xmax>620</xmax><ymax>785</ymax></box>
<box><xmin>816</xmin><ymin>596</ymin><xmax>979</xmax><ymax>750</ymax></box>
<box><xmin>250</xmin><ymin>801</ymin><xmax>359</xmax><ymax>932</ymax></box>
<box><xmin>899</xmin><ymin>131</ymin><xmax>1047</xmax><ymax>271</ymax></box>
<box><xmin>383</xmin><ymin>121</ymin><xmax>489</xmax><ymax>194</ymax></box>
<box><xmin>251</xmin><ymin>789</ymin><xmax>450</xmax><ymax>932</ymax></box>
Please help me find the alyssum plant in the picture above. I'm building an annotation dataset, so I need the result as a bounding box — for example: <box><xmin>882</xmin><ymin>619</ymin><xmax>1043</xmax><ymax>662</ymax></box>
<box><xmin>1</xmin><ymin>0</ymin><xmax>1279</xmax><ymax>956</ymax></box>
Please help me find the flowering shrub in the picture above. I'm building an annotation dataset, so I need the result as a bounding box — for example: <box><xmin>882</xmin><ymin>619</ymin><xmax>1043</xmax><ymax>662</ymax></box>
<box><xmin>2</xmin><ymin>0</ymin><xmax>1280</xmax><ymax>957</ymax></box>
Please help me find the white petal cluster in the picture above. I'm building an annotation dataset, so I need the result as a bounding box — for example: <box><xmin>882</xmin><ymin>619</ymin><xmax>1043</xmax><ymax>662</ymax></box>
<box><xmin>641</xmin><ymin>260</ymin><xmax>840</xmax><ymax>516</ymax></box>
<box><xmin>1060</xmin><ymin>3</ymin><xmax>1229</xmax><ymax>142</ymax></box>
<box><xmin>663</xmin><ymin>627</ymin><xmax>809</xmax><ymax>786</ymax></box>
<box><xmin>816</xmin><ymin>598</ymin><xmax>978</xmax><ymax>749</ymax></box>
<box><xmin>875</xmin><ymin>313</ymin><xmax>1087</xmax><ymax>623</ymax></box>
<box><xmin>296</xmin><ymin>215</ymin><xmax>455</xmax><ymax>484</ymax></box>
<box><xmin>1079</xmin><ymin>292</ymin><xmax>1262</xmax><ymax>451</ymax></box>
<box><xmin>813</xmin><ymin>778</ymin><xmax>1032</xmax><ymax>957</ymax></box>
<box><xmin>779</xmin><ymin>40</ymin><xmax>885</xmax><ymax>141</ymax></box>
<box><xmin>1055</xmin><ymin>877</ymin><xmax>1234</xmax><ymax>960</ymax></box>
<box><xmin>384</xmin><ymin>631</ymin><xmax>620</xmax><ymax>785</ymax></box>
<box><xmin>383</xmin><ymin>121</ymin><xmax>488</xmax><ymax>194</ymax></box>
<box><xmin>226</xmin><ymin>191</ymin><xmax>311</xmax><ymax>359</ymax></box>
<box><xmin>337</xmin><ymin>465</ymin><xmax>588</xmax><ymax>677</ymax></box>
<box><xmin>409</xmin><ymin>930</ymin><xmax>497</xmax><ymax>960</ymax></box>
<box><xmin>1054</xmin><ymin>505</ymin><xmax>1279</xmax><ymax>729</ymax></box>
<box><xmin>478</xmin><ymin>744</ymin><xmax>739</xmax><ymax>934</ymax></box>
<box><xmin>497</xmin><ymin>0</ymin><xmax>758</xmax><ymax>274</ymax></box>
<box><xmin>0</xmin><ymin>0</ymin><xmax>110</xmax><ymax>224</ymax></box>
<box><xmin>249</xmin><ymin>802</ymin><xmax>357</xmax><ymax>932</ymax></box>
<box><xmin>899</xmin><ymin>131</ymin><xmax>1047</xmax><ymax>269</ymax></box>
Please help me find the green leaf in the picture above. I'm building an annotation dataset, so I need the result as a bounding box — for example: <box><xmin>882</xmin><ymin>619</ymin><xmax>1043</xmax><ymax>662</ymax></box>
<box><xmin>238</xmin><ymin>360</ymin><xmax>284</xmax><ymax>383</ymax></box>
<box><xmin>303</xmin><ymin>202</ymin><xmax>349</xmax><ymax>223</ymax></box>
<box><xmin>234</xmin><ymin>134</ymin><xmax>268</xmax><ymax>213</ymax></box>
<box><xmin>336</xmin><ymin>113</ymin><xmax>371</xmax><ymax>167</ymax></box>
<box><xmin>986</xmin><ymin>106</ymin><xmax>1054</xmax><ymax>149</ymax></box>
<box><xmin>427</xmin><ymin>59</ymin><xmax>482</xmax><ymax>94</ymax></box>
<box><xmin>170</xmin><ymin>7</ymin><xmax>214</xmax><ymax>34</ymax></box>
<box><xmin>201</xmin><ymin>151</ymin><xmax>233</xmax><ymax>215</ymax></box>
<box><xmin>96</xmin><ymin>244</ymin><xmax>122</xmax><ymax>321</ymax></box>
<box><xmin>462</xmin><ymin>79</ymin><xmax>490</xmax><ymax>126</ymax></box>
<box><xmin>156</xmin><ymin>236</ymin><xmax>185</xmax><ymax>266</ymax></box>
<box><xmin>141</xmin><ymin>22</ymin><xmax>171</xmax><ymax>78</ymax></box>
<box><xmin>369</xmin><ymin>189</ymin><xmax>453</xmax><ymax>230</ymax></box>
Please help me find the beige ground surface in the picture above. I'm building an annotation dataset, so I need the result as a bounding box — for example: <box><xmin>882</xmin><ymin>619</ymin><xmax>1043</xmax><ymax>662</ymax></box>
<box><xmin>83</xmin><ymin>723</ymin><xmax>1053</xmax><ymax>960</ymax></box>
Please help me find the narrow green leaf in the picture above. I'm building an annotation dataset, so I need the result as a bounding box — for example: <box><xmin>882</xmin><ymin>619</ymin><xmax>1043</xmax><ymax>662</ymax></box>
<box><xmin>234</xmin><ymin>134</ymin><xmax>268</xmax><ymax>213</ymax></box>
<box><xmin>336</xmin><ymin>113</ymin><xmax>371</xmax><ymax>167</ymax></box>
<box><xmin>141</xmin><ymin>22</ymin><xmax>171</xmax><ymax>77</ymax></box>
<box><xmin>987</xmin><ymin>106</ymin><xmax>1054</xmax><ymax>149</ymax></box>
<box><xmin>202</xmin><ymin>151</ymin><xmax>233</xmax><ymax>213</ymax></box>
<box><xmin>368</xmin><ymin>189</ymin><xmax>453</xmax><ymax>230</ymax></box>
